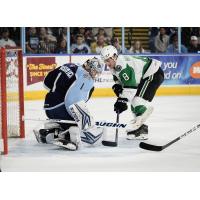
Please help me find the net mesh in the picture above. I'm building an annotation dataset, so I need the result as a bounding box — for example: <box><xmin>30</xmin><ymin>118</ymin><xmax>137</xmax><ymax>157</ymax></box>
<box><xmin>6</xmin><ymin>50</ymin><xmax>20</xmax><ymax>137</ymax></box>
<box><xmin>0</xmin><ymin>49</ymin><xmax>22</xmax><ymax>153</ymax></box>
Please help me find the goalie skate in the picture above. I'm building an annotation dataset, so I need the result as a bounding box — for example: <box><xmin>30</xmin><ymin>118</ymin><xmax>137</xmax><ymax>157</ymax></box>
<box><xmin>33</xmin><ymin>128</ymin><xmax>59</xmax><ymax>144</ymax></box>
<box><xmin>33</xmin><ymin>129</ymin><xmax>41</xmax><ymax>143</ymax></box>
<box><xmin>127</xmin><ymin>124</ymin><xmax>148</xmax><ymax>140</ymax></box>
<box><xmin>53</xmin><ymin>138</ymin><xmax>78</xmax><ymax>151</ymax></box>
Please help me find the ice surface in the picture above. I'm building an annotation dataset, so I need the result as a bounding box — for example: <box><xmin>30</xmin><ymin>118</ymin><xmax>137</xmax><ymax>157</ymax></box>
<box><xmin>1</xmin><ymin>96</ymin><xmax>200</xmax><ymax>171</ymax></box>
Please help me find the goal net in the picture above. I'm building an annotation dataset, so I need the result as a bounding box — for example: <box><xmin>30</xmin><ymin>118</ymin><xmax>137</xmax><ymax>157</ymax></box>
<box><xmin>0</xmin><ymin>48</ymin><xmax>25</xmax><ymax>155</ymax></box>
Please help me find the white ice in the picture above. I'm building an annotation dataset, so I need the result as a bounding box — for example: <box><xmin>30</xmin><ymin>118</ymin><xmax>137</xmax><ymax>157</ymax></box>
<box><xmin>1</xmin><ymin>95</ymin><xmax>200</xmax><ymax>171</ymax></box>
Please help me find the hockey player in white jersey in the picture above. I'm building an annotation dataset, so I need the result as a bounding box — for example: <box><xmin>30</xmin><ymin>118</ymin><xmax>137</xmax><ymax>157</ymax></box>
<box><xmin>100</xmin><ymin>45</ymin><xmax>164</xmax><ymax>140</ymax></box>
<box><xmin>34</xmin><ymin>57</ymin><xmax>104</xmax><ymax>150</ymax></box>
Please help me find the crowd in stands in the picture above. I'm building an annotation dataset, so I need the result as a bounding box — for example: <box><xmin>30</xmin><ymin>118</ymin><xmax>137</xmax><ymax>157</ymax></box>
<box><xmin>149</xmin><ymin>27</ymin><xmax>200</xmax><ymax>53</ymax></box>
<box><xmin>0</xmin><ymin>28</ymin><xmax>20</xmax><ymax>48</ymax></box>
<box><xmin>0</xmin><ymin>27</ymin><xmax>200</xmax><ymax>54</ymax></box>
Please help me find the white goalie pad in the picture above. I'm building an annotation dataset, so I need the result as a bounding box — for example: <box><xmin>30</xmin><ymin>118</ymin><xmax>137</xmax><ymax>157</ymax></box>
<box><xmin>69</xmin><ymin>100</ymin><xmax>95</xmax><ymax>130</ymax></box>
<box><xmin>68</xmin><ymin>126</ymin><xmax>81</xmax><ymax>146</ymax></box>
<box><xmin>68</xmin><ymin>125</ymin><xmax>104</xmax><ymax>147</ymax></box>
<box><xmin>44</xmin><ymin>122</ymin><xmax>61</xmax><ymax>130</ymax></box>
<box><xmin>81</xmin><ymin>126</ymin><xmax>104</xmax><ymax>146</ymax></box>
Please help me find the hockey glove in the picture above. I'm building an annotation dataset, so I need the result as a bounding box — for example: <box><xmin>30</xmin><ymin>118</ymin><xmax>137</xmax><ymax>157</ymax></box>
<box><xmin>114</xmin><ymin>97</ymin><xmax>128</xmax><ymax>114</ymax></box>
<box><xmin>112</xmin><ymin>84</ymin><xmax>123</xmax><ymax>97</ymax></box>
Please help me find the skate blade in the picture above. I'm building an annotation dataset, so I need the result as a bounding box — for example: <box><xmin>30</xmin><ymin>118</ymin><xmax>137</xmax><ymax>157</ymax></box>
<box><xmin>126</xmin><ymin>134</ymin><xmax>148</xmax><ymax>140</ymax></box>
<box><xmin>33</xmin><ymin>130</ymin><xmax>42</xmax><ymax>143</ymax></box>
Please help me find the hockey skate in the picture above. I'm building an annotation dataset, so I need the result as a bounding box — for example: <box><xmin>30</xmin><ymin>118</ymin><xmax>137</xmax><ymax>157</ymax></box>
<box><xmin>127</xmin><ymin>106</ymin><xmax>153</xmax><ymax>132</ymax></box>
<box><xmin>33</xmin><ymin>128</ymin><xmax>60</xmax><ymax>144</ymax></box>
<box><xmin>127</xmin><ymin>124</ymin><xmax>148</xmax><ymax>140</ymax></box>
<box><xmin>53</xmin><ymin>138</ymin><xmax>78</xmax><ymax>151</ymax></box>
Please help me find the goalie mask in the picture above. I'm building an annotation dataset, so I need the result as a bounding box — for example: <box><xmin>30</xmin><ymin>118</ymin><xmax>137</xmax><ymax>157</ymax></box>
<box><xmin>84</xmin><ymin>57</ymin><xmax>103</xmax><ymax>79</ymax></box>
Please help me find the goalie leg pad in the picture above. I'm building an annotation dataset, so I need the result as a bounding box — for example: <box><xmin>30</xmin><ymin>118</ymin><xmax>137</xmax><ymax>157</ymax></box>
<box><xmin>81</xmin><ymin>126</ymin><xmax>104</xmax><ymax>146</ymax></box>
<box><xmin>68</xmin><ymin>126</ymin><xmax>81</xmax><ymax>146</ymax></box>
<box><xmin>69</xmin><ymin>100</ymin><xmax>95</xmax><ymax>130</ymax></box>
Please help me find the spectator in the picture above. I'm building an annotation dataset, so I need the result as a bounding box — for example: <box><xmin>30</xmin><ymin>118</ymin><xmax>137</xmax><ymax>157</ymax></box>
<box><xmin>190</xmin><ymin>27</ymin><xmax>199</xmax><ymax>37</ymax></box>
<box><xmin>84</xmin><ymin>28</ymin><xmax>95</xmax><ymax>46</ymax></box>
<box><xmin>78</xmin><ymin>27</ymin><xmax>86</xmax><ymax>36</ymax></box>
<box><xmin>188</xmin><ymin>36</ymin><xmax>200</xmax><ymax>53</ymax></box>
<box><xmin>166</xmin><ymin>34</ymin><xmax>188</xmax><ymax>53</ymax></box>
<box><xmin>39</xmin><ymin>28</ymin><xmax>57</xmax><ymax>53</ymax></box>
<box><xmin>55</xmin><ymin>38</ymin><xmax>67</xmax><ymax>54</ymax></box>
<box><xmin>154</xmin><ymin>27</ymin><xmax>169</xmax><ymax>53</ymax></box>
<box><xmin>181</xmin><ymin>27</ymin><xmax>192</xmax><ymax>47</ymax></box>
<box><xmin>168</xmin><ymin>28</ymin><xmax>178</xmax><ymax>44</ymax></box>
<box><xmin>9</xmin><ymin>28</ymin><xmax>20</xmax><ymax>46</ymax></box>
<box><xmin>71</xmin><ymin>34</ymin><xmax>91</xmax><ymax>54</ymax></box>
<box><xmin>95</xmin><ymin>28</ymin><xmax>111</xmax><ymax>44</ymax></box>
<box><xmin>148</xmin><ymin>27</ymin><xmax>159</xmax><ymax>52</ymax></box>
<box><xmin>91</xmin><ymin>34</ymin><xmax>107</xmax><ymax>54</ymax></box>
<box><xmin>198</xmin><ymin>28</ymin><xmax>200</xmax><ymax>45</ymax></box>
<box><xmin>39</xmin><ymin>27</ymin><xmax>57</xmax><ymax>43</ymax></box>
<box><xmin>58</xmin><ymin>27</ymin><xmax>68</xmax><ymax>42</ymax></box>
<box><xmin>46</xmin><ymin>28</ymin><xmax>57</xmax><ymax>43</ymax></box>
<box><xmin>111</xmin><ymin>37</ymin><xmax>123</xmax><ymax>54</ymax></box>
<box><xmin>129</xmin><ymin>40</ymin><xmax>145</xmax><ymax>54</ymax></box>
<box><xmin>26</xmin><ymin>27</ymin><xmax>40</xmax><ymax>53</ymax></box>
<box><xmin>0</xmin><ymin>28</ymin><xmax>16</xmax><ymax>48</ymax></box>
<box><xmin>39</xmin><ymin>36</ymin><xmax>51</xmax><ymax>54</ymax></box>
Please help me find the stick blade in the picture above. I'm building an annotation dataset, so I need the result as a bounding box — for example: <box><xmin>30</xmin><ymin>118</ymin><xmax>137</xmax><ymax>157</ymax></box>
<box><xmin>139</xmin><ymin>142</ymin><xmax>163</xmax><ymax>151</ymax></box>
<box><xmin>102</xmin><ymin>140</ymin><xmax>117</xmax><ymax>147</ymax></box>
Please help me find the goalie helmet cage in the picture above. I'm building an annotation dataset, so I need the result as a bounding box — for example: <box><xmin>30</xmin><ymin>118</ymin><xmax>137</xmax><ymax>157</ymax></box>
<box><xmin>0</xmin><ymin>47</ymin><xmax>25</xmax><ymax>155</ymax></box>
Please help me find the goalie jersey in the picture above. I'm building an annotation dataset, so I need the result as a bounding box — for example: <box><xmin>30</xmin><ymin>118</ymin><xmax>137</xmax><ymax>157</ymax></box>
<box><xmin>43</xmin><ymin>63</ymin><xmax>94</xmax><ymax>116</ymax></box>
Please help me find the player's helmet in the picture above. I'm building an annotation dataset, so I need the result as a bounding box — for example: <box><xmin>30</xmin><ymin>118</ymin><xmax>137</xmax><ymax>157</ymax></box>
<box><xmin>100</xmin><ymin>45</ymin><xmax>118</xmax><ymax>61</ymax></box>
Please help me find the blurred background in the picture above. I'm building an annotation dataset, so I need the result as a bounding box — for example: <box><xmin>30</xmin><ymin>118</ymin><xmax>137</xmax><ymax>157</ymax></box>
<box><xmin>1</xmin><ymin>27</ymin><xmax>200</xmax><ymax>54</ymax></box>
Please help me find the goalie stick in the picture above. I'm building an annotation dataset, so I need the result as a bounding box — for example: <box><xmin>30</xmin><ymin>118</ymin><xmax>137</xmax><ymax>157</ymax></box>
<box><xmin>139</xmin><ymin>123</ymin><xmax>200</xmax><ymax>151</ymax></box>
<box><xmin>102</xmin><ymin>112</ymin><xmax>119</xmax><ymax>147</ymax></box>
<box><xmin>23</xmin><ymin>117</ymin><xmax>127</xmax><ymax>129</ymax></box>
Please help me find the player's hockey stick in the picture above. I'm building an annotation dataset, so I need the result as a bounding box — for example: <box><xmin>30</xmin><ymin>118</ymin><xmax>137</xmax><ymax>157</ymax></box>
<box><xmin>23</xmin><ymin>117</ymin><xmax>127</xmax><ymax>129</ymax></box>
<box><xmin>102</xmin><ymin>112</ymin><xmax>119</xmax><ymax>147</ymax></box>
<box><xmin>139</xmin><ymin>123</ymin><xmax>200</xmax><ymax>151</ymax></box>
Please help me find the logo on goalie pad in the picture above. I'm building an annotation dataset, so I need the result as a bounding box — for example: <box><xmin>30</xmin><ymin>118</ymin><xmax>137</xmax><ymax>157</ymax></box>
<box><xmin>95</xmin><ymin>121</ymin><xmax>127</xmax><ymax>128</ymax></box>
<box><xmin>69</xmin><ymin>107</ymin><xmax>80</xmax><ymax>122</ymax></box>
<box><xmin>75</xmin><ymin>104</ymin><xmax>91</xmax><ymax>130</ymax></box>
<box><xmin>81</xmin><ymin>131</ymin><xmax>102</xmax><ymax>144</ymax></box>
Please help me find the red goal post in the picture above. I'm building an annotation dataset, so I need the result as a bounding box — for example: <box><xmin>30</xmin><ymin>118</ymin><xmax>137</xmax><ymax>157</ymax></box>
<box><xmin>0</xmin><ymin>47</ymin><xmax>25</xmax><ymax>155</ymax></box>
